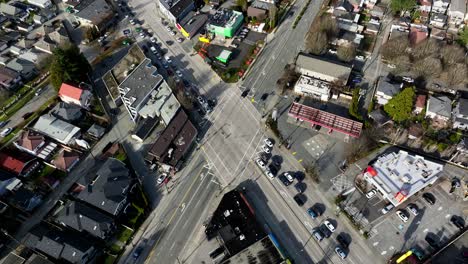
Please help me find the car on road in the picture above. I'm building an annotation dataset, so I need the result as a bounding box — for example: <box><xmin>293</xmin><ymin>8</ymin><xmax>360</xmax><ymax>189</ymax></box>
<box><xmin>156</xmin><ymin>174</ymin><xmax>167</xmax><ymax>185</ymax></box>
<box><xmin>312</xmin><ymin>228</ymin><xmax>324</xmax><ymax>241</ymax></box>
<box><xmin>450</xmin><ymin>215</ymin><xmax>465</xmax><ymax>229</ymax></box>
<box><xmin>241</xmin><ymin>89</ymin><xmax>250</xmax><ymax>98</ymax></box>
<box><xmin>176</xmin><ymin>70</ymin><xmax>183</xmax><ymax>77</ymax></box>
<box><xmin>0</xmin><ymin>127</ymin><xmax>12</xmax><ymax>137</ymax></box>
<box><xmin>264</xmin><ymin>138</ymin><xmax>273</xmax><ymax>148</ymax></box>
<box><xmin>422</xmin><ymin>193</ymin><xmax>436</xmax><ymax>205</ymax></box>
<box><xmin>307</xmin><ymin>207</ymin><xmax>318</xmax><ymax>219</ymax></box>
<box><xmin>323</xmin><ymin>220</ymin><xmax>335</xmax><ymax>232</ymax></box>
<box><xmin>265</xmin><ymin>169</ymin><xmax>274</xmax><ymax>179</ymax></box>
<box><xmin>260</xmin><ymin>93</ymin><xmax>268</xmax><ymax>101</ymax></box>
<box><xmin>335</xmin><ymin>246</ymin><xmax>347</xmax><ymax>259</ymax></box>
<box><xmin>366</xmin><ymin>189</ymin><xmax>377</xmax><ymax>199</ymax></box>
<box><xmin>0</xmin><ymin>121</ymin><xmax>7</xmax><ymax>128</ymax></box>
<box><xmin>293</xmin><ymin>194</ymin><xmax>306</xmax><ymax>206</ymax></box>
<box><xmin>355</xmin><ymin>55</ymin><xmax>365</xmax><ymax>61</ymax></box>
<box><xmin>123</xmin><ymin>29</ymin><xmax>131</xmax><ymax>35</ymax></box>
<box><xmin>381</xmin><ymin>203</ymin><xmax>394</xmax><ymax>214</ymax></box>
<box><xmin>261</xmin><ymin>144</ymin><xmax>271</xmax><ymax>154</ymax></box>
<box><xmin>336</xmin><ymin>234</ymin><xmax>348</xmax><ymax>248</ymax></box>
<box><xmin>278</xmin><ymin>175</ymin><xmax>291</xmax><ymax>186</ymax></box>
<box><xmin>407</xmin><ymin>204</ymin><xmax>419</xmax><ymax>216</ymax></box>
<box><xmin>283</xmin><ymin>172</ymin><xmax>294</xmax><ymax>183</ymax></box>
<box><xmin>396</xmin><ymin>210</ymin><xmax>409</xmax><ymax>222</ymax></box>
<box><xmin>255</xmin><ymin>158</ymin><xmax>266</xmax><ymax>169</ymax></box>
<box><xmin>35</xmin><ymin>88</ymin><xmax>43</xmax><ymax>96</ymax></box>
<box><xmin>133</xmin><ymin>246</ymin><xmax>143</xmax><ymax>259</ymax></box>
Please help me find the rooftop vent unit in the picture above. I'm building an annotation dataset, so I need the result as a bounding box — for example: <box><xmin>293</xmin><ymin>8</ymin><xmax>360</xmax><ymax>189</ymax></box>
<box><xmin>223</xmin><ymin>210</ymin><xmax>231</xmax><ymax>217</ymax></box>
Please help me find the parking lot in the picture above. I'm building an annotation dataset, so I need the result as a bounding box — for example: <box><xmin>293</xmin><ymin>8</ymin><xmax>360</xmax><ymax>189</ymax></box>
<box><xmin>366</xmin><ymin>184</ymin><xmax>466</xmax><ymax>259</ymax></box>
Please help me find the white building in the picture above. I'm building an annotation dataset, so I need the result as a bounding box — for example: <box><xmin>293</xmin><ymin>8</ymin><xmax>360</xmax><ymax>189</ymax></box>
<box><xmin>364</xmin><ymin>150</ymin><xmax>444</xmax><ymax>207</ymax></box>
<box><xmin>28</xmin><ymin>0</ymin><xmax>52</xmax><ymax>9</ymax></box>
<box><xmin>453</xmin><ymin>98</ymin><xmax>468</xmax><ymax>130</ymax></box>
<box><xmin>432</xmin><ymin>0</ymin><xmax>450</xmax><ymax>14</ymax></box>
<box><xmin>375</xmin><ymin>79</ymin><xmax>402</xmax><ymax>105</ymax></box>
<box><xmin>294</xmin><ymin>75</ymin><xmax>331</xmax><ymax>101</ymax></box>
<box><xmin>448</xmin><ymin>0</ymin><xmax>467</xmax><ymax>28</ymax></box>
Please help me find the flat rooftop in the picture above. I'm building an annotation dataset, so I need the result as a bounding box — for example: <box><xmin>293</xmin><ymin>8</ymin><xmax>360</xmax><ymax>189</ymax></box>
<box><xmin>222</xmin><ymin>236</ymin><xmax>285</xmax><ymax>264</ymax></box>
<box><xmin>366</xmin><ymin>150</ymin><xmax>444</xmax><ymax>206</ymax></box>
<box><xmin>209</xmin><ymin>8</ymin><xmax>242</xmax><ymax>28</ymax></box>
<box><xmin>138</xmin><ymin>81</ymin><xmax>180</xmax><ymax>125</ymax></box>
<box><xmin>74</xmin><ymin>0</ymin><xmax>113</xmax><ymax>24</ymax></box>
<box><xmin>119</xmin><ymin>58</ymin><xmax>163</xmax><ymax>108</ymax></box>
<box><xmin>178</xmin><ymin>11</ymin><xmax>208</xmax><ymax>37</ymax></box>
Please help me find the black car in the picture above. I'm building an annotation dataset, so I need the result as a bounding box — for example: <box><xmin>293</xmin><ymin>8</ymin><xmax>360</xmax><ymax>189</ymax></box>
<box><xmin>450</xmin><ymin>215</ymin><xmax>465</xmax><ymax>229</ymax></box>
<box><xmin>314</xmin><ymin>125</ymin><xmax>322</xmax><ymax>131</ymax></box>
<box><xmin>425</xmin><ymin>234</ymin><xmax>439</xmax><ymax>248</ymax></box>
<box><xmin>209</xmin><ymin>247</ymin><xmax>224</xmax><ymax>259</ymax></box>
<box><xmin>279</xmin><ymin>175</ymin><xmax>291</xmax><ymax>186</ymax></box>
<box><xmin>336</xmin><ymin>234</ymin><xmax>349</xmax><ymax>248</ymax></box>
<box><xmin>294</xmin><ymin>182</ymin><xmax>306</xmax><ymax>193</ymax></box>
<box><xmin>452</xmin><ymin>178</ymin><xmax>461</xmax><ymax>189</ymax></box>
<box><xmin>293</xmin><ymin>194</ymin><xmax>306</xmax><ymax>206</ymax></box>
<box><xmin>260</xmin><ymin>93</ymin><xmax>268</xmax><ymax>101</ymax></box>
<box><xmin>422</xmin><ymin>193</ymin><xmax>436</xmax><ymax>205</ymax></box>
<box><xmin>133</xmin><ymin>247</ymin><xmax>143</xmax><ymax>259</ymax></box>
<box><xmin>268</xmin><ymin>164</ymin><xmax>278</xmax><ymax>176</ymax></box>
<box><xmin>241</xmin><ymin>89</ymin><xmax>250</xmax><ymax>98</ymax></box>
<box><xmin>320</xmin><ymin>224</ymin><xmax>332</xmax><ymax>238</ymax></box>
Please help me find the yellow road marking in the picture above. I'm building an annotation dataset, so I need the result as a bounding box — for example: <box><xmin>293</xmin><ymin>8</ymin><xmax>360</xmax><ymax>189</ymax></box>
<box><xmin>298</xmin><ymin>159</ymin><xmax>303</xmax><ymax>163</ymax></box>
<box><xmin>292</xmin><ymin>152</ymin><xmax>297</xmax><ymax>155</ymax></box>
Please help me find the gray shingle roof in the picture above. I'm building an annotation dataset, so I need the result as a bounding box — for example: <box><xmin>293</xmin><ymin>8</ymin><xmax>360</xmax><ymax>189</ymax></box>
<box><xmin>49</xmin><ymin>102</ymin><xmax>83</xmax><ymax>122</ymax></box>
<box><xmin>377</xmin><ymin>80</ymin><xmax>401</xmax><ymax>96</ymax></box>
<box><xmin>427</xmin><ymin>95</ymin><xmax>452</xmax><ymax>118</ymax></box>
<box><xmin>457</xmin><ymin>98</ymin><xmax>468</xmax><ymax>116</ymax></box>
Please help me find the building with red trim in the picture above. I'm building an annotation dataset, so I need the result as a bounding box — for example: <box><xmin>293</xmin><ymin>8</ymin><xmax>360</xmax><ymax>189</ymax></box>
<box><xmin>364</xmin><ymin>150</ymin><xmax>444</xmax><ymax>206</ymax></box>
<box><xmin>58</xmin><ymin>83</ymin><xmax>92</xmax><ymax>109</ymax></box>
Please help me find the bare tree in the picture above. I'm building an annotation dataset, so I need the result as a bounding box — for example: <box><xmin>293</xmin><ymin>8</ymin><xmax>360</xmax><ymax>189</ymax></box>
<box><xmin>440</xmin><ymin>45</ymin><xmax>465</xmax><ymax>67</ymax></box>
<box><xmin>441</xmin><ymin>63</ymin><xmax>468</xmax><ymax>86</ymax></box>
<box><xmin>337</xmin><ymin>44</ymin><xmax>357</xmax><ymax>62</ymax></box>
<box><xmin>393</xmin><ymin>55</ymin><xmax>411</xmax><ymax>73</ymax></box>
<box><xmin>411</xmin><ymin>39</ymin><xmax>439</xmax><ymax>61</ymax></box>
<box><xmin>414</xmin><ymin>57</ymin><xmax>442</xmax><ymax>78</ymax></box>
<box><xmin>381</xmin><ymin>36</ymin><xmax>410</xmax><ymax>61</ymax></box>
<box><xmin>319</xmin><ymin>15</ymin><xmax>339</xmax><ymax>39</ymax></box>
<box><xmin>346</xmin><ymin>126</ymin><xmax>383</xmax><ymax>162</ymax></box>
<box><xmin>306</xmin><ymin>31</ymin><xmax>328</xmax><ymax>55</ymax></box>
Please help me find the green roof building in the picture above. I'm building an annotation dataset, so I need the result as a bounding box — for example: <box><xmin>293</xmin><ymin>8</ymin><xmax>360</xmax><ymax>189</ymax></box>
<box><xmin>216</xmin><ymin>50</ymin><xmax>232</xmax><ymax>63</ymax></box>
<box><xmin>207</xmin><ymin>9</ymin><xmax>244</xmax><ymax>38</ymax></box>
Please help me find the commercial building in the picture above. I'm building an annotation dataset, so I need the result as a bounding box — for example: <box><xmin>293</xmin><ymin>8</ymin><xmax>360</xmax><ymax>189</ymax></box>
<box><xmin>137</xmin><ymin>81</ymin><xmax>180</xmax><ymax>126</ymax></box>
<box><xmin>294</xmin><ymin>75</ymin><xmax>331</xmax><ymax>101</ymax></box>
<box><xmin>158</xmin><ymin>0</ymin><xmax>195</xmax><ymax>25</ymax></box>
<box><xmin>27</xmin><ymin>0</ymin><xmax>53</xmax><ymax>9</ymax></box>
<box><xmin>204</xmin><ymin>190</ymin><xmax>285</xmax><ymax>264</ymax></box>
<box><xmin>176</xmin><ymin>11</ymin><xmax>208</xmax><ymax>39</ymax></box>
<box><xmin>295</xmin><ymin>53</ymin><xmax>352</xmax><ymax>83</ymax></box>
<box><xmin>364</xmin><ymin>150</ymin><xmax>444</xmax><ymax>206</ymax></box>
<box><xmin>118</xmin><ymin>58</ymin><xmax>164</xmax><ymax>122</ymax></box>
<box><xmin>207</xmin><ymin>9</ymin><xmax>244</xmax><ymax>38</ymax></box>
<box><xmin>146</xmin><ymin>110</ymin><xmax>197</xmax><ymax>169</ymax></box>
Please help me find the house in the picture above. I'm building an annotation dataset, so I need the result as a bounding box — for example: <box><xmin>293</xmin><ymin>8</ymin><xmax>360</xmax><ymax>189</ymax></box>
<box><xmin>8</xmin><ymin>187</ymin><xmax>43</xmax><ymax>212</ymax></box>
<box><xmin>425</xmin><ymin>95</ymin><xmax>452</xmax><ymax>125</ymax></box>
<box><xmin>429</xmin><ymin>13</ymin><xmax>448</xmax><ymax>28</ymax></box>
<box><xmin>370</xmin><ymin>5</ymin><xmax>385</xmax><ymax>19</ymax></box>
<box><xmin>16</xmin><ymin>38</ymin><xmax>36</xmax><ymax>49</ymax></box>
<box><xmin>409</xmin><ymin>26</ymin><xmax>428</xmax><ymax>45</ymax></box>
<box><xmin>28</xmin><ymin>0</ymin><xmax>53</xmax><ymax>9</ymax></box>
<box><xmin>6</xmin><ymin>58</ymin><xmax>37</xmax><ymax>80</ymax></box>
<box><xmin>33</xmin><ymin>36</ymin><xmax>57</xmax><ymax>54</ymax></box>
<box><xmin>0</xmin><ymin>149</ymin><xmax>40</xmax><ymax>177</ymax></box>
<box><xmin>75</xmin><ymin>158</ymin><xmax>132</xmax><ymax>216</ymax></box>
<box><xmin>418</xmin><ymin>0</ymin><xmax>432</xmax><ymax>13</ymax></box>
<box><xmin>58</xmin><ymin>83</ymin><xmax>92</xmax><ymax>109</ymax></box>
<box><xmin>448</xmin><ymin>0</ymin><xmax>467</xmax><ymax>28</ymax></box>
<box><xmin>0</xmin><ymin>66</ymin><xmax>21</xmax><ymax>90</ymax></box>
<box><xmin>0</xmin><ymin>170</ymin><xmax>21</xmax><ymax>196</ymax></box>
<box><xmin>294</xmin><ymin>75</ymin><xmax>331</xmax><ymax>101</ymax></box>
<box><xmin>50</xmin><ymin>102</ymin><xmax>83</xmax><ymax>122</ymax></box>
<box><xmin>408</xmin><ymin>123</ymin><xmax>424</xmax><ymax>139</ymax></box>
<box><xmin>375</xmin><ymin>79</ymin><xmax>403</xmax><ymax>105</ymax></box>
<box><xmin>207</xmin><ymin>9</ymin><xmax>244</xmax><ymax>38</ymax></box>
<box><xmin>333</xmin><ymin>30</ymin><xmax>364</xmax><ymax>46</ymax></box>
<box><xmin>158</xmin><ymin>0</ymin><xmax>195</xmax><ymax>25</ymax></box>
<box><xmin>73</xmin><ymin>0</ymin><xmax>114</xmax><ymax>32</ymax></box>
<box><xmin>453</xmin><ymin>98</ymin><xmax>468</xmax><ymax>130</ymax></box>
<box><xmin>33</xmin><ymin>14</ymin><xmax>46</xmax><ymax>24</ymax></box>
<box><xmin>16</xmin><ymin>22</ymin><xmax>34</xmax><ymax>32</ymax></box>
<box><xmin>118</xmin><ymin>58</ymin><xmax>165</xmax><ymax>122</ymax></box>
<box><xmin>52</xmin><ymin>149</ymin><xmax>80</xmax><ymax>172</ymax></box>
<box><xmin>369</xmin><ymin>109</ymin><xmax>392</xmax><ymax>127</ymax></box>
<box><xmin>53</xmin><ymin>200</ymin><xmax>115</xmax><ymax>239</ymax></box>
<box><xmin>295</xmin><ymin>53</ymin><xmax>352</xmax><ymax>84</ymax></box>
<box><xmin>13</xmin><ymin>130</ymin><xmax>46</xmax><ymax>156</ymax></box>
<box><xmin>457</xmin><ymin>137</ymin><xmax>468</xmax><ymax>153</ymax></box>
<box><xmin>0</xmin><ymin>3</ymin><xmax>22</xmax><ymax>17</ymax></box>
<box><xmin>432</xmin><ymin>0</ymin><xmax>450</xmax><ymax>13</ymax></box>
<box><xmin>414</xmin><ymin>94</ymin><xmax>427</xmax><ymax>114</ymax></box>
<box><xmin>365</xmin><ymin>22</ymin><xmax>380</xmax><ymax>34</ymax></box>
<box><xmin>18</xmin><ymin>49</ymin><xmax>49</xmax><ymax>66</ymax></box>
<box><xmin>32</xmin><ymin>114</ymin><xmax>81</xmax><ymax>145</ymax></box>
<box><xmin>363</xmin><ymin>0</ymin><xmax>377</xmax><ymax>9</ymax></box>
<box><xmin>25</xmin><ymin>224</ymin><xmax>96</xmax><ymax>263</ymax></box>
<box><xmin>247</xmin><ymin>6</ymin><xmax>268</xmax><ymax>22</ymax></box>
<box><xmin>86</xmin><ymin>124</ymin><xmax>106</xmax><ymax>139</ymax></box>
<box><xmin>146</xmin><ymin>110</ymin><xmax>198</xmax><ymax>168</ymax></box>
<box><xmin>334</xmin><ymin>0</ymin><xmax>356</xmax><ymax>12</ymax></box>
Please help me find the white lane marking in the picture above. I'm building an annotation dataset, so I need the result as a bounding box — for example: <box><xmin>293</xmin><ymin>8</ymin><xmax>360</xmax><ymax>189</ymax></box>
<box><xmin>423</xmin><ymin>228</ymin><xmax>429</xmax><ymax>233</ymax></box>
<box><xmin>180</xmin><ymin>203</ymin><xmax>185</xmax><ymax>212</ymax></box>
<box><xmin>438</xmin><ymin>206</ymin><xmax>443</xmax><ymax>211</ymax></box>
<box><xmin>373</xmin><ymin>242</ymin><xmax>379</xmax><ymax>246</ymax></box>
<box><xmin>389</xmin><ymin>246</ymin><xmax>394</xmax><ymax>251</ymax></box>
<box><xmin>232</xmin><ymin>127</ymin><xmax>261</xmax><ymax>175</ymax></box>
<box><xmin>381</xmin><ymin>251</ymin><xmax>387</xmax><ymax>255</ymax></box>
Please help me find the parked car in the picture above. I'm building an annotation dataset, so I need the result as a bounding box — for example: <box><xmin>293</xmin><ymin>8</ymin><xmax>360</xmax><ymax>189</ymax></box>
<box><xmin>335</xmin><ymin>246</ymin><xmax>347</xmax><ymax>259</ymax></box>
<box><xmin>264</xmin><ymin>138</ymin><xmax>273</xmax><ymax>148</ymax></box>
<box><xmin>396</xmin><ymin>210</ymin><xmax>409</xmax><ymax>223</ymax></box>
<box><xmin>150</xmin><ymin>36</ymin><xmax>157</xmax><ymax>43</ymax></box>
<box><xmin>336</xmin><ymin>234</ymin><xmax>349</xmax><ymax>248</ymax></box>
<box><xmin>265</xmin><ymin>169</ymin><xmax>274</xmax><ymax>179</ymax></box>
<box><xmin>268</xmin><ymin>164</ymin><xmax>278</xmax><ymax>176</ymax></box>
<box><xmin>150</xmin><ymin>46</ymin><xmax>157</xmax><ymax>54</ymax></box>
<box><xmin>176</xmin><ymin>70</ymin><xmax>183</xmax><ymax>78</ymax></box>
<box><xmin>320</xmin><ymin>224</ymin><xmax>332</xmax><ymax>238</ymax></box>
<box><xmin>261</xmin><ymin>144</ymin><xmax>271</xmax><ymax>154</ymax></box>
<box><xmin>156</xmin><ymin>174</ymin><xmax>167</xmax><ymax>185</ymax></box>
<box><xmin>425</xmin><ymin>234</ymin><xmax>439</xmax><ymax>248</ymax></box>
<box><xmin>422</xmin><ymin>193</ymin><xmax>436</xmax><ymax>205</ymax></box>
<box><xmin>241</xmin><ymin>89</ymin><xmax>250</xmax><ymax>98</ymax></box>
<box><xmin>452</xmin><ymin>178</ymin><xmax>461</xmax><ymax>189</ymax></box>
<box><xmin>255</xmin><ymin>158</ymin><xmax>266</xmax><ymax>169</ymax></box>
<box><xmin>366</xmin><ymin>189</ymin><xmax>377</xmax><ymax>199</ymax></box>
<box><xmin>293</xmin><ymin>194</ymin><xmax>306</xmax><ymax>206</ymax></box>
<box><xmin>307</xmin><ymin>207</ymin><xmax>318</xmax><ymax>219</ymax></box>
<box><xmin>294</xmin><ymin>182</ymin><xmax>306</xmax><ymax>193</ymax></box>
<box><xmin>0</xmin><ymin>127</ymin><xmax>12</xmax><ymax>137</ymax></box>
<box><xmin>312</xmin><ymin>228</ymin><xmax>324</xmax><ymax>241</ymax></box>
<box><xmin>407</xmin><ymin>204</ymin><xmax>419</xmax><ymax>216</ymax></box>
<box><xmin>283</xmin><ymin>172</ymin><xmax>294</xmax><ymax>183</ymax></box>
<box><xmin>176</xmin><ymin>37</ymin><xmax>184</xmax><ymax>43</ymax></box>
<box><xmin>278</xmin><ymin>174</ymin><xmax>291</xmax><ymax>186</ymax></box>
<box><xmin>323</xmin><ymin>220</ymin><xmax>335</xmax><ymax>233</ymax></box>
<box><xmin>0</xmin><ymin>121</ymin><xmax>7</xmax><ymax>128</ymax></box>
<box><xmin>450</xmin><ymin>215</ymin><xmax>465</xmax><ymax>229</ymax></box>
<box><xmin>381</xmin><ymin>203</ymin><xmax>394</xmax><ymax>215</ymax></box>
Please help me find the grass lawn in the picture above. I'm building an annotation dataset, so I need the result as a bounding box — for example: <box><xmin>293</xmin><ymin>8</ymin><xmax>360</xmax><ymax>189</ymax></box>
<box><xmin>114</xmin><ymin>151</ymin><xmax>127</xmax><ymax>162</ymax></box>
<box><xmin>117</xmin><ymin>225</ymin><xmax>134</xmax><ymax>243</ymax></box>
<box><xmin>104</xmin><ymin>254</ymin><xmax>117</xmax><ymax>264</ymax></box>
<box><xmin>128</xmin><ymin>203</ymin><xmax>144</xmax><ymax>226</ymax></box>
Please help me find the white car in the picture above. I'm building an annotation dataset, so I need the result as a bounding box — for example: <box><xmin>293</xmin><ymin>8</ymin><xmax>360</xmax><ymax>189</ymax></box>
<box><xmin>176</xmin><ymin>37</ymin><xmax>183</xmax><ymax>43</ymax></box>
<box><xmin>284</xmin><ymin>172</ymin><xmax>294</xmax><ymax>183</ymax></box>
<box><xmin>150</xmin><ymin>37</ymin><xmax>156</xmax><ymax>43</ymax></box>
<box><xmin>355</xmin><ymin>55</ymin><xmax>365</xmax><ymax>61</ymax></box>
<box><xmin>324</xmin><ymin>220</ymin><xmax>335</xmax><ymax>233</ymax></box>
<box><xmin>129</xmin><ymin>19</ymin><xmax>136</xmax><ymax>25</ymax></box>
<box><xmin>156</xmin><ymin>174</ymin><xmax>167</xmax><ymax>185</ymax></box>
<box><xmin>150</xmin><ymin>46</ymin><xmax>157</xmax><ymax>54</ymax></box>
<box><xmin>402</xmin><ymin>76</ymin><xmax>414</xmax><ymax>83</ymax></box>
<box><xmin>264</xmin><ymin>138</ymin><xmax>273</xmax><ymax>148</ymax></box>
<box><xmin>366</xmin><ymin>189</ymin><xmax>377</xmax><ymax>199</ymax></box>
<box><xmin>176</xmin><ymin>70</ymin><xmax>182</xmax><ymax>77</ymax></box>
<box><xmin>0</xmin><ymin>127</ymin><xmax>12</xmax><ymax>137</ymax></box>
<box><xmin>387</xmin><ymin>64</ymin><xmax>396</xmax><ymax>69</ymax></box>
<box><xmin>170</xmin><ymin>31</ymin><xmax>176</xmax><ymax>36</ymax></box>
<box><xmin>407</xmin><ymin>204</ymin><xmax>419</xmax><ymax>216</ymax></box>
<box><xmin>396</xmin><ymin>210</ymin><xmax>409</xmax><ymax>222</ymax></box>
<box><xmin>265</xmin><ymin>169</ymin><xmax>274</xmax><ymax>179</ymax></box>
<box><xmin>261</xmin><ymin>145</ymin><xmax>271</xmax><ymax>154</ymax></box>
<box><xmin>164</xmin><ymin>56</ymin><xmax>172</xmax><ymax>63</ymax></box>
<box><xmin>255</xmin><ymin>158</ymin><xmax>266</xmax><ymax>169</ymax></box>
